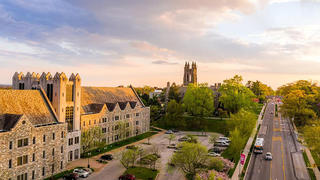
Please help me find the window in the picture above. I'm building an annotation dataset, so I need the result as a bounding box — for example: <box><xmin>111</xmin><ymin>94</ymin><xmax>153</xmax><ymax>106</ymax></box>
<box><xmin>89</xmin><ymin>120</ymin><xmax>91</xmax><ymax>125</ymax></box>
<box><xmin>43</xmin><ymin>151</ymin><xmax>46</xmax><ymax>159</ymax></box>
<box><xmin>115</xmin><ymin>135</ymin><xmax>119</xmax><ymax>141</ymax></box>
<box><xmin>42</xmin><ymin>167</ymin><xmax>45</xmax><ymax>176</ymax></box>
<box><xmin>75</xmin><ymin>149</ymin><xmax>79</xmax><ymax>159</ymax></box>
<box><xmin>43</xmin><ymin>135</ymin><xmax>46</xmax><ymax>142</ymax></box>
<box><xmin>115</xmin><ymin>125</ymin><xmax>119</xmax><ymax>130</ymax></box>
<box><xmin>126</xmin><ymin>123</ymin><xmax>129</xmax><ymax>128</ymax></box>
<box><xmin>47</xmin><ymin>84</ymin><xmax>53</xmax><ymax>102</ymax></box>
<box><xmin>52</xmin><ymin>133</ymin><xmax>55</xmax><ymax>140</ymax></box>
<box><xmin>126</xmin><ymin>114</ymin><xmax>130</xmax><ymax>119</ymax></box>
<box><xmin>61</xmin><ymin>145</ymin><xmax>64</xmax><ymax>153</ymax></box>
<box><xmin>33</xmin><ymin>137</ymin><xmax>36</xmax><ymax>144</ymax></box>
<box><xmin>115</xmin><ymin>116</ymin><xmax>120</xmax><ymax>120</ymax></box>
<box><xmin>66</xmin><ymin>106</ymin><xmax>74</xmax><ymax>131</ymax></box>
<box><xmin>69</xmin><ymin>151</ymin><xmax>73</xmax><ymax>161</ymax></box>
<box><xmin>9</xmin><ymin>141</ymin><xmax>12</xmax><ymax>149</ymax></box>
<box><xmin>66</xmin><ymin>84</ymin><xmax>74</xmax><ymax>102</ymax></box>
<box><xmin>61</xmin><ymin>131</ymin><xmax>64</xmax><ymax>138</ymax></box>
<box><xmin>136</xmin><ymin>113</ymin><xmax>140</xmax><ymax>117</ymax></box>
<box><xmin>17</xmin><ymin>173</ymin><xmax>27</xmax><ymax>180</ymax></box>
<box><xmin>75</xmin><ymin>137</ymin><xmax>79</xmax><ymax>144</ymax></box>
<box><xmin>68</xmin><ymin>138</ymin><xmax>73</xmax><ymax>146</ymax></box>
<box><xmin>60</xmin><ymin>161</ymin><xmax>63</xmax><ymax>170</ymax></box>
<box><xmin>9</xmin><ymin>159</ymin><xmax>12</xmax><ymax>168</ymax></box>
<box><xmin>94</xmin><ymin>119</ymin><xmax>96</xmax><ymax>124</ymax></box>
<box><xmin>32</xmin><ymin>153</ymin><xmax>35</xmax><ymax>161</ymax></box>
<box><xmin>102</xmin><ymin>128</ymin><xmax>107</xmax><ymax>133</ymax></box>
<box><xmin>83</xmin><ymin>121</ymin><xmax>85</xmax><ymax>127</ymax></box>
<box><xmin>19</xmin><ymin>83</ymin><xmax>25</xmax><ymax>90</ymax></box>
<box><xmin>52</xmin><ymin>148</ymin><xmax>55</xmax><ymax>156</ymax></box>
<box><xmin>51</xmin><ymin>164</ymin><xmax>54</xmax><ymax>173</ymax></box>
<box><xmin>17</xmin><ymin>155</ymin><xmax>28</xmax><ymax>166</ymax></box>
<box><xmin>136</xmin><ymin>121</ymin><xmax>139</xmax><ymax>125</ymax></box>
<box><xmin>18</xmin><ymin>138</ymin><xmax>28</xmax><ymax>148</ymax></box>
<box><xmin>103</xmin><ymin>118</ymin><xmax>107</xmax><ymax>123</ymax></box>
<box><xmin>32</xmin><ymin>170</ymin><xmax>35</xmax><ymax>180</ymax></box>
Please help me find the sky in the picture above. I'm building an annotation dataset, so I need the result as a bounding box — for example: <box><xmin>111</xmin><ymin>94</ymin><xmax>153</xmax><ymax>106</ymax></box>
<box><xmin>1</xmin><ymin>0</ymin><xmax>320</xmax><ymax>89</ymax></box>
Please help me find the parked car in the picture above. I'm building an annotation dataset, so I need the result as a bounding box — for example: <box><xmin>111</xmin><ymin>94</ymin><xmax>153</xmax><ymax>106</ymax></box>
<box><xmin>73</xmin><ymin>168</ymin><xmax>90</xmax><ymax>178</ymax></box>
<box><xmin>165</xmin><ymin>130</ymin><xmax>173</xmax><ymax>134</ymax></box>
<box><xmin>178</xmin><ymin>136</ymin><xmax>191</xmax><ymax>142</ymax></box>
<box><xmin>167</xmin><ymin>144</ymin><xmax>177</xmax><ymax>149</ymax></box>
<box><xmin>82</xmin><ymin>168</ymin><xmax>92</xmax><ymax>174</ymax></box>
<box><xmin>119</xmin><ymin>174</ymin><xmax>136</xmax><ymax>180</ymax></box>
<box><xmin>63</xmin><ymin>173</ymin><xmax>79</xmax><ymax>180</ymax></box>
<box><xmin>215</xmin><ymin>140</ymin><xmax>229</xmax><ymax>147</ymax></box>
<box><xmin>218</xmin><ymin>137</ymin><xmax>231</xmax><ymax>143</ymax></box>
<box><xmin>126</xmin><ymin>145</ymin><xmax>137</xmax><ymax>149</ymax></box>
<box><xmin>208</xmin><ymin>147</ymin><xmax>223</xmax><ymax>153</ymax></box>
<box><xmin>172</xmin><ymin>129</ymin><xmax>179</xmax><ymax>133</ymax></box>
<box><xmin>208</xmin><ymin>152</ymin><xmax>221</xmax><ymax>157</ymax></box>
<box><xmin>100</xmin><ymin>154</ymin><xmax>113</xmax><ymax>161</ymax></box>
<box><xmin>265</xmin><ymin>152</ymin><xmax>272</xmax><ymax>160</ymax></box>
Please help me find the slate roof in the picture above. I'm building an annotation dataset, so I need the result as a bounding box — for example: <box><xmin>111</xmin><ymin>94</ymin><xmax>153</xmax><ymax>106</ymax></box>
<box><xmin>81</xmin><ymin>87</ymin><xmax>143</xmax><ymax>114</ymax></box>
<box><xmin>0</xmin><ymin>90</ymin><xmax>58</xmax><ymax>129</ymax></box>
<box><xmin>0</xmin><ymin>114</ymin><xmax>22</xmax><ymax>132</ymax></box>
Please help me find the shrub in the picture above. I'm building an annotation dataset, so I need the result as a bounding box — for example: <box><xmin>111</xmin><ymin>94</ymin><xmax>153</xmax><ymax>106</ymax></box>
<box><xmin>207</xmin><ymin>157</ymin><xmax>224</xmax><ymax>172</ymax></box>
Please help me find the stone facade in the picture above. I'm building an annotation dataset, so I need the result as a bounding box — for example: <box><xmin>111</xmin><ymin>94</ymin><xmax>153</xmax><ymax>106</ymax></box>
<box><xmin>0</xmin><ymin>90</ymin><xmax>68</xmax><ymax>180</ymax></box>
<box><xmin>12</xmin><ymin>72</ymin><xmax>81</xmax><ymax>162</ymax></box>
<box><xmin>183</xmin><ymin>62</ymin><xmax>197</xmax><ymax>86</ymax></box>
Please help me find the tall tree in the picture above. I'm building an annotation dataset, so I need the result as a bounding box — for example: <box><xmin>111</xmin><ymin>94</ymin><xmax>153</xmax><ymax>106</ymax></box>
<box><xmin>184</xmin><ymin>83</ymin><xmax>214</xmax><ymax>117</ymax></box>
<box><xmin>246</xmin><ymin>80</ymin><xmax>274</xmax><ymax>103</ymax></box>
<box><xmin>218</xmin><ymin>75</ymin><xmax>256</xmax><ymax>114</ymax></box>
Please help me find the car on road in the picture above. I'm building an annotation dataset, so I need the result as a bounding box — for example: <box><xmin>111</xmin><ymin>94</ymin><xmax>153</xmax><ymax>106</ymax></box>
<box><xmin>63</xmin><ymin>173</ymin><xmax>79</xmax><ymax>180</ymax></box>
<box><xmin>165</xmin><ymin>130</ymin><xmax>173</xmax><ymax>134</ymax></box>
<box><xmin>265</xmin><ymin>152</ymin><xmax>272</xmax><ymax>160</ymax></box>
<box><xmin>73</xmin><ymin>168</ymin><xmax>90</xmax><ymax>178</ymax></box>
<box><xmin>100</xmin><ymin>154</ymin><xmax>113</xmax><ymax>161</ymax></box>
<box><xmin>208</xmin><ymin>152</ymin><xmax>221</xmax><ymax>157</ymax></box>
<box><xmin>119</xmin><ymin>174</ymin><xmax>136</xmax><ymax>180</ymax></box>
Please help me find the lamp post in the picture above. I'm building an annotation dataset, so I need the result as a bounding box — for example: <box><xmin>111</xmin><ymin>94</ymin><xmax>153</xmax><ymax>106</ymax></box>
<box><xmin>87</xmin><ymin>152</ymin><xmax>91</xmax><ymax>168</ymax></box>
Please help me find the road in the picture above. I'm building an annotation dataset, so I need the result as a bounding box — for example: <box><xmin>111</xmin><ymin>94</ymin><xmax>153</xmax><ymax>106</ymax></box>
<box><xmin>246</xmin><ymin>101</ymin><xmax>309</xmax><ymax>180</ymax></box>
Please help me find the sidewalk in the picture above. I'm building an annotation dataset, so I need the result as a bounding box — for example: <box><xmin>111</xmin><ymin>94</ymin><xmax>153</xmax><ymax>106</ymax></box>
<box><xmin>66</xmin><ymin>130</ymin><xmax>165</xmax><ymax>173</ymax></box>
<box><xmin>232</xmin><ymin>104</ymin><xmax>266</xmax><ymax>180</ymax></box>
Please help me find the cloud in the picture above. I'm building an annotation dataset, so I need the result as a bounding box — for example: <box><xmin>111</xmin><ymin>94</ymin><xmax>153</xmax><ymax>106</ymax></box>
<box><xmin>152</xmin><ymin>60</ymin><xmax>178</xmax><ymax>65</ymax></box>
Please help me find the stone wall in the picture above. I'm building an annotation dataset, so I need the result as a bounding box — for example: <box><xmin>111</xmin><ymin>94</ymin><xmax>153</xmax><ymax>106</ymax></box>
<box><xmin>0</xmin><ymin>116</ymin><xmax>68</xmax><ymax>180</ymax></box>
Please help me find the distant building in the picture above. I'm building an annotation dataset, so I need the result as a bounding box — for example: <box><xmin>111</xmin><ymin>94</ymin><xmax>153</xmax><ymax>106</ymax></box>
<box><xmin>183</xmin><ymin>62</ymin><xmax>197</xmax><ymax>86</ymax></box>
<box><xmin>149</xmin><ymin>89</ymin><xmax>163</xmax><ymax>99</ymax></box>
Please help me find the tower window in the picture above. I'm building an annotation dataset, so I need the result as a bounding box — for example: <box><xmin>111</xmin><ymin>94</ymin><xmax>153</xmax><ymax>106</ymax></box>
<box><xmin>65</xmin><ymin>106</ymin><xmax>74</xmax><ymax>132</ymax></box>
<box><xmin>66</xmin><ymin>84</ymin><xmax>74</xmax><ymax>102</ymax></box>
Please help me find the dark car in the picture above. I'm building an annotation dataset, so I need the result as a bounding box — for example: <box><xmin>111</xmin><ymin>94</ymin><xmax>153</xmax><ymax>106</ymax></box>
<box><xmin>126</xmin><ymin>145</ymin><xmax>136</xmax><ymax>149</ymax></box>
<box><xmin>119</xmin><ymin>174</ymin><xmax>136</xmax><ymax>180</ymax></box>
<box><xmin>100</xmin><ymin>154</ymin><xmax>113</xmax><ymax>161</ymax></box>
<box><xmin>63</xmin><ymin>173</ymin><xmax>79</xmax><ymax>180</ymax></box>
<box><xmin>172</xmin><ymin>129</ymin><xmax>179</xmax><ymax>133</ymax></box>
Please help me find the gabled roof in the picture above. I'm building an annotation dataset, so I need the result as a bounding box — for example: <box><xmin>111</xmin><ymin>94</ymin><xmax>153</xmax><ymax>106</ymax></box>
<box><xmin>0</xmin><ymin>114</ymin><xmax>22</xmax><ymax>132</ymax></box>
<box><xmin>0</xmin><ymin>90</ymin><xmax>58</xmax><ymax>128</ymax></box>
<box><xmin>81</xmin><ymin>86</ymin><xmax>143</xmax><ymax>114</ymax></box>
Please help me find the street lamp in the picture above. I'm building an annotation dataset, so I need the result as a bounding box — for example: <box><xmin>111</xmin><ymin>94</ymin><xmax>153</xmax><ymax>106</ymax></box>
<box><xmin>87</xmin><ymin>152</ymin><xmax>91</xmax><ymax>168</ymax></box>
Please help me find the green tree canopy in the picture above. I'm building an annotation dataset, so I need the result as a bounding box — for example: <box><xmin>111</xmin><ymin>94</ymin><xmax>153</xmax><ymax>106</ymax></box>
<box><xmin>246</xmin><ymin>80</ymin><xmax>274</xmax><ymax>103</ymax></box>
<box><xmin>183</xmin><ymin>83</ymin><xmax>214</xmax><ymax>117</ymax></box>
<box><xmin>218</xmin><ymin>75</ymin><xmax>256</xmax><ymax>114</ymax></box>
<box><xmin>227</xmin><ymin>109</ymin><xmax>256</xmax><ymax>137</ymax></box>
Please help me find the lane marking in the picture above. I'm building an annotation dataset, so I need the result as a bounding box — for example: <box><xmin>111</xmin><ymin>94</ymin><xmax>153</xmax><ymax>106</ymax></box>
<box><xmin>273</xmin><ymin>128</ymin><xmax>281</xmax><ymax>132</ymax></box>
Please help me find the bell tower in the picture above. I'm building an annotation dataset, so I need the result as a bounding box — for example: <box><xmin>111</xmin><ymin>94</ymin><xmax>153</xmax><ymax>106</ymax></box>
<box><xmin>183</xmin><ymin>61</ymin><xmax>197</xmax><ymax>86</ymax></box>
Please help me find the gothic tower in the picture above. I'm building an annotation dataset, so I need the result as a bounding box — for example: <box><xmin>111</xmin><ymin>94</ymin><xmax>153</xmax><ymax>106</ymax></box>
<box><xmin>183</xmin><ymin>61</ymin><xmax>197</xmax><ymax>86</ymax></box>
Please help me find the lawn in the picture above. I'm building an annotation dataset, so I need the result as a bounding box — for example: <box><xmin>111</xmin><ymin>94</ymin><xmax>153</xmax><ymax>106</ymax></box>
<box><xmin>81</xmin><ymin>131</ymin><xmax>157</xmax><ymax>158</ymax></box>
<box><xmin>303</xmin><ymin>151</ymin><xmax>317</xmax><ymax>180</ymax></box>
<box><xmin>124</xmin><ymin>167</ymin><xmax>159</xmax><ymax>180</ymax></box>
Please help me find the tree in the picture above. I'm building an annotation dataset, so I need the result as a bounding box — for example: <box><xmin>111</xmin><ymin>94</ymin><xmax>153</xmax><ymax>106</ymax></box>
<box><xmin>169</xmin><ymin>82</ymin><xmax>182</xmax><ymax>103</ymax></box>
<box><xmin>218</xmin><ymin>75</ymin><xmax>256</xmax><ymax>114</ymax></box>
<box><xmin>227</xmin><ymin>109</ymin><xmax>256</xmax><ymax>138</ymax></box>
<box><xmin>184</xmin><ymin>83</ymin><xmax>215</xmax><ymax>117</ymax></box>
<box><xmin>186</xmin><ymin>134</ymin><xmax>198</xmax><ymax>143</ymax></box>
<box><xmin>303</xmin><ymin>123</ymin><xmax>320</xmax><ymax>155</ymax></box>
<box><xmin>163</xmin><ymin>100</ymin><xmax>184</xmax><ymax>128</ymax></box>
<box><xmin>246</xmin><ymin>80</ymin><xmax>274</xmax><ymax>103</ymax></box>
<box><xmin>81</xmin><ymin>126</ymin><xmax>104</xmax><ymax>152</ymax></box>
<box><xmin>120</xmin><ymin>149</ymin><xmax>135</xmax><ymax>169</ymax></box>
<box><xmin>81</xmin><ymin>129</ymin><xmax>94</xmax><ymax>153</ymax></box>
<box><xmin>171</xmin><ymin>142</ymin><xmax>208</xmax><ymax>176</ymax></box>
<box><xmin>167</xmin><ymin>134</ymin><xmax>176</xmax><ymax>145</ymax></box>
<box><xmin>223</xmin><ymin>128</ymin><xmax>246</xmax><ymax>162</ymax></box>
<box><xmin>207</xmin><ymin>157</ymin><xmax>224</xmax><ymax>171</ymax></box>
<box><xmin>209</xmin><ymin>134</ymin><xmax>219</xmax><ymax>145</ymax></box>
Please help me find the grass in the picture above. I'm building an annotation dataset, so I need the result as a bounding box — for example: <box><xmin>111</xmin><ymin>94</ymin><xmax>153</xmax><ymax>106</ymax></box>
<box><xmin>150</xmin><ymin>127</ymin><xmax>162</xmax><ymax>132</ymax></box>
<box><xmin>303</xmin><ymin>151</ymin><xmax>317</xmax><ymax>180</ymax></box>
<box><xmin>310</xmin><ymin>150</ymin><xmax>320</xmax><ymax>171</ymax></box>
<box><xmin>44</xmin><ymin>167</ymin><xmax>94</xmax><ymax>180</ymax></box>
<box><xmin>81</xmin><ymin>131</ymin><xmax>157</xmax><ymax>158</ymax></box>
<box><xmin>124</xmin><ymin>167</ymin><xmax>159</xmax><ymax>180</ymax></box>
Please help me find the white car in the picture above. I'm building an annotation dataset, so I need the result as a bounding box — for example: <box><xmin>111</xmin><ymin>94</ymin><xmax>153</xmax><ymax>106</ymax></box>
<box><xmin>73</xmin><ymin>168</ymin><xmax>90</xmax><ymax>178</ymax></box>
<box><xmin>218</xmin><ymin>137</ymin><xmax>231</xmax><ymax>143</ymax></box>
<box><xmin>208</xmin><ymin>152</ymin><xmax>221</xmax><ymax>157</ymax></box>
<box><xmin>265</xmin><ymin>152</ymin><xmax>272</xmax><ymax>160</ymax></box>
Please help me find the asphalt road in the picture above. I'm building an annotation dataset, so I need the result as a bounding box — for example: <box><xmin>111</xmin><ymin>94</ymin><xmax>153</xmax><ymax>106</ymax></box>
<box><xmin>246</xmin><ymin>101</ymin><xmax>309</xmax><ymax>180</ymax></box>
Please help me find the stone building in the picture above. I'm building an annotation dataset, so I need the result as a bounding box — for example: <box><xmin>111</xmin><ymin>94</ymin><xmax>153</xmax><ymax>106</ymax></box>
<box><xmin>0</xmin><ymin>90</ymin><xmax>68</xmax><ymax>180</ymax></box>
<box><xmin>183</xmin><ymin>62</ymin><xmax>197</xmax><ymax>86</ymax></box>
<box><xmin>80</xmin><ymin>86</ymin><xmax>150</xmax><ymax>145</ymax></box>
<box><xmin>12</xmin><ymin>72</ymin><xmax>81</xmax><ymax>162</ymax></box>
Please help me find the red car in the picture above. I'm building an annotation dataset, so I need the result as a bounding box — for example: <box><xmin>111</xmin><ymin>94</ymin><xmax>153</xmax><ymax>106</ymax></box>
<box><xmin>119</xmin><ymin>174</ymin><xmax>135</xmax><ymax>180</ymax></box>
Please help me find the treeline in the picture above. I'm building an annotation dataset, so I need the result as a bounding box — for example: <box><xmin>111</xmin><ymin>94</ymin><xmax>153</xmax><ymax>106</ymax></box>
<box><xmin>277</xmin><ymin>80</ymin><xmax>320</xmax><ymax>166</ymax></box>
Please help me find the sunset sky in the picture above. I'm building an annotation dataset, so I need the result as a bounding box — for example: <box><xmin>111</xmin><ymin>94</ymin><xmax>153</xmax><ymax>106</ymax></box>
<box><xmin>1</xmin><ymin>0</ymin><xmax>320</xmax><ymax>89</ymax></box>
